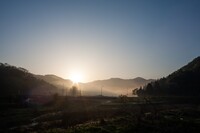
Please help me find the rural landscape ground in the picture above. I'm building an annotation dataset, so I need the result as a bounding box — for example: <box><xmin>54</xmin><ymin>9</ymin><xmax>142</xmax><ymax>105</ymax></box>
<box><xmin>1</xmin><ymin>96</ymin><xmax>200</xmax><ymax>133</ymax></box>
<box><xmin>1</xmin><ymin>56</ymin><xmax>200</xmax><ymax>133</ymax></box>
<box><xmin>1</xmin><ymin>1</ymin><xmax>200</xmax><ymax>132</ymax></box>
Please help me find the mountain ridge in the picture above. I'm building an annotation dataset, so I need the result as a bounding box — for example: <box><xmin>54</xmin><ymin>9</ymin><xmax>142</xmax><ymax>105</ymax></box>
<box><xmin>0</xmin><ymin>62</ymin><xmax>154</xmax><ymax>96</ymax></box>
<box><xmin>34</xmin><ymin>75</ymin><xmax>154</xmax><ymax>96</ymax></box>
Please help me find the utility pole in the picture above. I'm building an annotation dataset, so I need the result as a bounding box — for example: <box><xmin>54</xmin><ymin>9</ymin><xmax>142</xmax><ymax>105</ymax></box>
<box><xmin>63</xmin><ymin>83</ymin><xmax>65</xmax><ymax>96</ymax></box>
<box><xmin>80</xmin><ymin>87</ymin><xmax>82</xmax><ymax>97</ymax></box>
<box><xmin>101</xmin><ymin>86</ymin><xmax>104</xmax><ymax>96</ymax></box>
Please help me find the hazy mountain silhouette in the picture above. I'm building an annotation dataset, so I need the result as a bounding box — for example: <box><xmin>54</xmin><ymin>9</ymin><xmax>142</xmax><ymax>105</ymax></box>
<box><xmin>34</xmin><ymin>74</ymin><xmax>73</xmax><ymax>89</ymax></box>
<box><xmin>136</xmin><ymin>56</ymin><xmax>200</xmax><ymax>96</ymax></box>
<box><xmin>80</xmin><ymin>77</ymin><xmax>154</xmax><ymax>96</ymax></box>
<box><xmin>34</xmin><ymin>75</ymin><xmax>153</xmax><ymax>96</ymax></box>
<box><xmin>0</xmin><ymin>62</ymin><xmax>153</xmax><ymax>97</ymax></box>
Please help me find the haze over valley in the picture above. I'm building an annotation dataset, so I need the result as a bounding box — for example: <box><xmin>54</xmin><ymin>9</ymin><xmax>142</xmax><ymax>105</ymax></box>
<box><xmin>1</xmin><ymin>0</ymin><xmax>200</xmax><ymax>133</ymax></box>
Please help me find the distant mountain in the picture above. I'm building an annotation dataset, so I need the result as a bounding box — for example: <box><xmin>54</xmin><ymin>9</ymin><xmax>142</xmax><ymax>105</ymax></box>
<box><xmin>136</xmin><ymin>56</ymin><xmax>200</xmax><ymax>96</ymax></box>
<box><xmin>0</xmin><ymin>62</ymin><xmax>154</xmax><ymax>97</ymax></box>
<box><xmin>34</xmin><ymin>74</ymin><xmax>153</xmax><ymax>96</ymax></box>
<box><xmin>34</xmin><ymin>74</ymin><xmax>73</xmax><ymax>89</ymax></box>
<box><xmin>0</xmin><ymin>63</ymin><xmax>58</xmax><ymax>97</ymax></box>
<box><xmin>80</xmin><ymin>77</ymin><xmax>154</xmax><ymax>96</ymax></box>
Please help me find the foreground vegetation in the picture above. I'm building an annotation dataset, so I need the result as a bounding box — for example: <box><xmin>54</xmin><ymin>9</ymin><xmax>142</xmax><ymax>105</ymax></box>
<box><xmin>1</xmin><ymin>96</ymin><xmax>200</xmax><ymax>133</ymax></box>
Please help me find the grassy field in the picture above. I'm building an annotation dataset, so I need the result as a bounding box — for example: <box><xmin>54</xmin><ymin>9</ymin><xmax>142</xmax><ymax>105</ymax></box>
<box><xmin>1</xmin><ymin>96</ymin><xmax>200</xmax><ymax>133</ymax></box>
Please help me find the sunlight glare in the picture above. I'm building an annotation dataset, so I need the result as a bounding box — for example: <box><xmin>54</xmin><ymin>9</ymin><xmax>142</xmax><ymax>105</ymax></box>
<box><xmin>70</xmin><ymin>72</ymin><xmax>83</xmax><ymax>83</ymax></box>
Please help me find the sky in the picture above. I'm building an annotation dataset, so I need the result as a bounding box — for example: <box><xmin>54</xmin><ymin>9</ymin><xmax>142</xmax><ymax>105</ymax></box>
<box><xmin>0</xmin><ymin>0</ymin><xmax>200</xmax><ymax>82</ymax></box>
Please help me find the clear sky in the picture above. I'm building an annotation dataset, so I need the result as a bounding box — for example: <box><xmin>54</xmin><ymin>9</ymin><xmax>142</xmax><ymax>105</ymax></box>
<box><xmin>0</xmin><ymin>0</ymin><xmax>200</xmax><ymax>82</ymax></box>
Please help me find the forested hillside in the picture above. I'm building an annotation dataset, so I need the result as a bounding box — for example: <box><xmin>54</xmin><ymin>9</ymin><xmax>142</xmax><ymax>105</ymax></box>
<box><xmin>0</xmin><ymin>63</ymin><xmax>58</xmax><ymax>98</ymax></box>
<box><xmin>135</xmin><ymin>57</ymin><xmax>200</xmax><ymax>96</ymax></box>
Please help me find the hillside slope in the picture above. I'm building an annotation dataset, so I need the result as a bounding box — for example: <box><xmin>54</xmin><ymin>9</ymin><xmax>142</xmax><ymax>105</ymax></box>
<box><xmin>34</xmin><ymin>74</ymin><xmax>73</xmax><ymax>89</ymax></box>
<box><xmin>0</xmin><ymin>63</ymin><xmax>58</xmax><ymax>97</ymax></box>
<box><xmin>136</xmin><ymin>57</ymin><xmax>200</xmax><ymax>96</ymax></box>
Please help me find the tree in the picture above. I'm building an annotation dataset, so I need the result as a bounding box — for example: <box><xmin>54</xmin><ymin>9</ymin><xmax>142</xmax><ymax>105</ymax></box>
<box><xmin>70</xmin><ymin>86</ymin><xmax>78</xmax><ymax>97</ymax></box>
<box><xmin>138</xmin><ymin>88</ymin><xmax>144</xmax><ymax>96</ymax></box>
<box><xmin>132</xmin><ymin>88</ymin><xmax>138</xmax><ymax>95</ymax></box>
<box><xmin>145</xmin><ymin>83</ymin><xmax>153</xmax><ymax>95</ymax></box>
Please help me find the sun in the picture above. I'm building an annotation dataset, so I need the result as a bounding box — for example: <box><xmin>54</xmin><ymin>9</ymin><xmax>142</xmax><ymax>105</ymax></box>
<box><xmin>70</xmin><ymin>72</ymin><xmax>83</xmax><ymax>83</ymax></box>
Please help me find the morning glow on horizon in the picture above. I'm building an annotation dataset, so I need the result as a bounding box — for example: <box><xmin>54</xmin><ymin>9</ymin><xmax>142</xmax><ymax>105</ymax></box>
<box><xmin>0</xmin><ymin>0</ymin><xmax>200</xmax><ymax>82</ymax></box>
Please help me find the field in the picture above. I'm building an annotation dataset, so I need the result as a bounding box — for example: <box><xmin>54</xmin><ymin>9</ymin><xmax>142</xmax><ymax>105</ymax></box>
<box><xmin>1</xmin><ymin>96</ymin><xmax>200</xmax><ymax>133</ymax></box>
